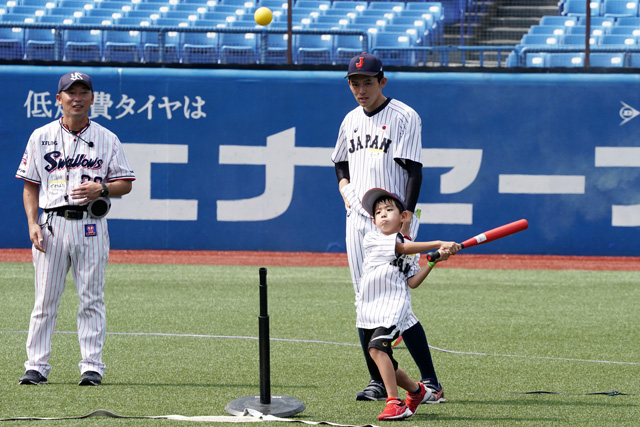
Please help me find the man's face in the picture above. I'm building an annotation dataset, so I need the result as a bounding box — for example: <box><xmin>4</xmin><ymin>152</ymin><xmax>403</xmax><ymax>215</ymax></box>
<box><xmin>56</xmin><ymin>82</ymin><xmax>94</xmax><ymax>120</ymax></box>
<box><xmin>348</xmin><ymin>74</ymin><xmax>387</xmax><ymax>112</ymax></box>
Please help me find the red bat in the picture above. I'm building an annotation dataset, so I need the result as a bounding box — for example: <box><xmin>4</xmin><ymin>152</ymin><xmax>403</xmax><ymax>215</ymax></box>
<box><xmin>426</xmin><ymin>219</ymin><xmax>529</xmax><ymax>262</ymax></box>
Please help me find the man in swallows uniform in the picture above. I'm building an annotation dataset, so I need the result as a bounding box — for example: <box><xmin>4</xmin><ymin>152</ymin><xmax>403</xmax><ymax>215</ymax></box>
<box><xmin>15</xmin><ymin>71</ymin><xmax>135</xmax><ymax>386</ymax></box>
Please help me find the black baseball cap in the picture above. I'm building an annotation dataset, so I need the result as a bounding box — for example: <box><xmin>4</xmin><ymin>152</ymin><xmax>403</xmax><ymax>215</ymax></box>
<box><xmin>345</xmin><ymin>53</ymin><xmax>383</xmax><ymax>78</ymax></box>
<box><xmin>362</xmin><ymin>188</ymin><xmax>405</xmax><ymax>217</ymax></box>
<box><xmin>58</xmin><ymin>71</ymin><xmax>93</xmax><ymax>93</ymax></box>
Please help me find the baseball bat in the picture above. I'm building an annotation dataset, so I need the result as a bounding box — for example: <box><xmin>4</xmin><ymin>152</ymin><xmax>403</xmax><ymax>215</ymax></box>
<box><xmin>426</xmin><ymin>219</ymin><xmax>529</xmax><ymax>262</ymax></box>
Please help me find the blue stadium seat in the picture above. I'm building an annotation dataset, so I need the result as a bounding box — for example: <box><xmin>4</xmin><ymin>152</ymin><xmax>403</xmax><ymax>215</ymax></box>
<box><xmin>563</xmin><ymin>0</ymin><xmax>602</xmax><ymax>16</ymax></box>
<box><xmin>0</xmin><ymin>13</ymin><xmax>38</xmax><ymax>23</ymax></box>
<box><xmin>581</xmin><ymin>16</ymin><xmax>615</xmax><ymax>27</ymax></box>
<box><xmin>181</xmin><ymin>31</ymin><xmax>219</xmax><ymax>64</ymax></box>
<box><xmin>262</xmin><ymin>32</ymin><xmax>289</xmax><ymax>64</ymax></box>
<box><xmin>590</xmin><ymin>52</ymin><xmax>626</xmax><ymax>66</ymax></box>
<box><xmin>39</xmin><ymin>14</ymin><xmax>75</xmax><ymax>24</ymax></box>
<box><xmin>628</xmin><ymin>52</ymin><xmax>640</xmax><ymax>66</ymax></box>
<box><xmin>296</xmin><ymin>33</ymin><xmax>333</xmax><ymax>64</ymax></box>
<box><xmin>49</xmin><ymin>7</ymin><xmax>87</xmax><ymax>20</ymax></box>
<box><xmin>76</xmin><ymin>16</ymin><xmax>113</xmax><ymax>25</ymax></box>
<box><xmin>539</xmin><ymin>15</ymin><xmax>579</xmax><ymax>27</ymax></box>
<box><xmin>24</xmin><ymin>28</ymin><xmax>57</xmax><ymax>60</ymax></box>
<box><xmin>294</xmin><ymin>0</ymin><xmax>331</xmax><ymax>12</ymax></box>
<box><xmin>219</xmin><ymin>32</ymin><xmax>258</xmax><ymax>64</ymax></box>
<box><xmin>547</xmin><ymin>52</ymin><xmax>585</xmax><ymax>67</ymax></box>
<box><xmin>334</xmin><ymin>34</ymin><xmax>366</xmax><ymax>65</ymax></box>
<box><xmin>526</xmin><ymin>52</ymin><xmax>549</xmax><ymax>67</ymax></box>
<box><xmin>615</xmin><ymin>16</ymin><xmax>640</xmax><ymax>25</ymax></box>
<box><xmin>566</xmin><ymin>25</ymin><xmax>605</xmax><ymax>36</ymax></box>
<box><xmin>368</xmin><ymin>2</ymin><xmax>405</xmax><ymax>13</ymax></box>
<box><xmin>0</xmin><ymin>27</ymin><xmax>24</xmax><ymax>60</ymax></box>
<box><xmin>372</xmin><ymin>32</ymin><xmax>416</xmax><ymax>66</ymax></box>
<box><xmin>64</xmin><ymin>28</ymin><xmax>102</xmax><ymax>62</ymax></box>
<box><xmin>313</xmin><ymin>14</ymin><xmax>351</xmax><ymax>28</ymax></box>
<box><xmin>601</xmin><ymin>33</ymin><xmax>637</xmax><ymax>46</ymax></box>
<box><xmin>610</xmin><ymin>26</ymin><xmax>640</xmax><ymax>36</ymax></box>
<box><xmin>331</xmin><ymin>1</ymin><xmax>367</xmax><ymax>12</ymax></box>
<box><xmin>603</xmin><ymin>0</ymin><xmax>639</xmax><ymax>17</ymax></box>
<box><xmin>520</xmin><ymin>34</ymin><xmax>562</xmax><ymax>46</ymax></box>
<box><xmin>529</xmin><ymin>25</ymin><xmax>567</xmax><ymax>36</ymax></box>
<box><xmin>563</xmin><ymin>34</ymin><xmax>599</xmax><ymax>45</ymax></box>
<box><xmin>103</xmin><ymin>29</ymin><xmax>142</xmax><ymax>62</ymax></box>
<box><xmin>142</xmin><ymin>30</ymin><xmax>179</xmax><ymax>63</ymax></box>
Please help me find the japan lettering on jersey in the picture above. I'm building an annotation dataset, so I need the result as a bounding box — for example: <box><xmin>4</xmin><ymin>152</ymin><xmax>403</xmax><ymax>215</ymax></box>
<box><xmin>331</xmin><ymin>98</ymin><xmax>422</xmax><ymax>205</ymax></box>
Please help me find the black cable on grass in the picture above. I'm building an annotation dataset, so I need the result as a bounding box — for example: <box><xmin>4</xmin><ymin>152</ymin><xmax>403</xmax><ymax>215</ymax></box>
<box><xmin>515</xmin><ymin>390</ymin><xmax>632</xmax><ymax>396</ymax></box>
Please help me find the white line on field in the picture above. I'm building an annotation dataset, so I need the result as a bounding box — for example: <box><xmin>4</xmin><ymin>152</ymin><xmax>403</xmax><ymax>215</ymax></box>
<box><xmin>2</xmin><ymin>330</ymin><xmax>638</xmax><ymax>366</ymax></box>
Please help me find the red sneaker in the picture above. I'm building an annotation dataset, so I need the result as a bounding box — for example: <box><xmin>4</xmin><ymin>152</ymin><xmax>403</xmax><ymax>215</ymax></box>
<box><xmin>405</xmin><ymin>382</ymin><xmax>429</xmax><ymax>414</ymax></box>
<box><xmin>378</xmin><ymin>398</ymin><xmax>412</xmax><ymax>421</ymax></box>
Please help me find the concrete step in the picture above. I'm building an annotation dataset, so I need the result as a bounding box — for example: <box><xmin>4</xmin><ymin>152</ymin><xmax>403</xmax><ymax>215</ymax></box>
<box><xmin>489</xmin><ymin>16</ymin><xmax>543</xmax><ymax>28</ymax></box>
<box><xmin>495</xmin><ymin>5</ymin><xmax>559</xmax><ymax>18</ymax></box>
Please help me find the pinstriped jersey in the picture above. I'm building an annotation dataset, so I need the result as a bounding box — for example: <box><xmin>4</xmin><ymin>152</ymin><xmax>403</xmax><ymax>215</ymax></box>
<box><xmin>331</xmin><ymin>98</ymin><xmax>422</xmax><ymax>208</ymax></box>
<box><xmin>356</xmin><ymin>231</ymin><xmax>420</xmax><ymax>331</ymax></box>
<box><xmin>16</xmin><ymin>119</ymin><xmax>135</xmax><ymax>209</ymax></box>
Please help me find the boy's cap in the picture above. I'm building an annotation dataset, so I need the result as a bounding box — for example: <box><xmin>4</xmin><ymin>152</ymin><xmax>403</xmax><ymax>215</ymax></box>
<box><xmin>362</xmin><ymin>188</ymin><xmax>405</xmax><ymax>217</ymax></box>
<box><xmin>345</xmin><ymin>53</ymin><xmax>383</xmax><ymax>78</ymax></box>
<box><xmin>58</xmin><ymin>72</ymin><xmax>93</xmax><ymax>93</ymax></box>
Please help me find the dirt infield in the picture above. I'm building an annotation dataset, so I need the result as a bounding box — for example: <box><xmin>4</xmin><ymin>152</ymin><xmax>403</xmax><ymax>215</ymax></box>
<box><xmin>1</xmin><ymin>249</ymin><xmax>638</xmax><ymax>271</ymax></box>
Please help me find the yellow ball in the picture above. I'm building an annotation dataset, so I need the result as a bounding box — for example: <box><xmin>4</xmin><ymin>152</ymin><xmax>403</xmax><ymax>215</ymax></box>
<box><xmin>254</xmin><ymin>6</ymin><xmax>273</xmax><ymax>26</ymax></box>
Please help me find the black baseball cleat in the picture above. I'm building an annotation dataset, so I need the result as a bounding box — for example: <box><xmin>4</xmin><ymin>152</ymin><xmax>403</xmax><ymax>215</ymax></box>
<box><xmin>79</xmin><ymin>371</ymin><xmax>102</xmax><ymax>386</ymax></box>
<box><xmin>19</xmin><ymin>370</ymin><xmax>47</xmax><ymax>385</ymax></box>
<box><xmin>356</xmin><ymin>380</ymin><xmax>387</xmax><ymax>401</ymax></box>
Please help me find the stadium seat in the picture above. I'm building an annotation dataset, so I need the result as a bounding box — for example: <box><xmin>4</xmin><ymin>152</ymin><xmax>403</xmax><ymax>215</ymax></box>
<box><xmin>76</xmin><ymin>16</ymin><xmax>113</xmax><ymax>25</ymax></box>
<box><xmin>372</xmin><ymin>32</ymin><xmax>416</xmax><ymax>66</ymax></box>
<box><xmin>181</xmin><ymin>31</ymin><xmax>218</xmax><ymax>64</ymax></box>
<box><xmin>562</xmin><ymin>0</ymin><xmax>602</xmax><ymax>16</ymax></box>
<box><xmin>602</xmin><ymin>0</ymin><xmax>639</xmax><ymax>17</ymax></box>
<box><xmin>0</xmin><ymin>27</ymin><xmax>24</xmax><ymax>60</ymax></box>
<box><xmin>103</xmin><ymin>29</ymin><xmax>142</xmax><ymax>62</ymax></box>
<box><xmin>563</xmin><ymin>34</ymin><xmax>599</xmax><ymax>45</ymax></box>
<box><xmin>294</xmin><ymin>0</ymin><xmax>331</xmax><ymax>12</ymax></box>
<box><xmin>331</xmin><ymin>1</ymin><xmax>367</xmax><ymax>13</ymax></box>
<box><xmin>334</xmin><ymin>34</ymin><xmax>367</xmax><ymax>65</ymax></box>
<box><xmin>615</xmin><ymin>16</ymin><xmax>640</xmax><ymax>25</ymax></box>
<box><xmin>296</xmin><ymin>33</ymin><xmax>332</xmax><ymax>64</ymax></box>
<box><xmin>262</xmin><ymin>32</ymin><xmax>289</xmax><ymax>64</ymax></box>
<box><xmin>24</xmin><ymin>27</ymin><xmax>57</xmax><ymax>60</ymax></box>
<box><xmin>539</xmin><ymin>15</ymin><xmax>579</xmax><ymax>27</ymax></box>
<box><xmin>520</xmin><ymin>34</ymin><xmax>561</xmax><ymax>46</ymax></box>
<box><xmin>142</xmin><ymin>30</ymin><xmax>179</xmax><ymax>63</ymax></box>
<box><xmin>547</xmin><ymin>52</ymin><xmax>585</xmax><ymax>67</ymax></box>
<box><xmin>582</xmin><ymin>16</ymin><xmax>615</xmax><ymax>27</ymax></box>
<box><xmin>526</xmin><ymin>52</ymin><xmax>549</xmax><ymax>67</ymax></box>
<box><xmin>610</xmin><ymin>26</ymin><xmax>640</xmax><ymax>36</ymax></box>
<box><xmin>529</xmin><ymin>25</ymin><xmax>566</xmax><ymax>36</ymax></box>
<box><xmin>628</xmin><ymin>52</ymin><xmax>640</xmax><ymax>66</ymax></box>
<box><xmin>64</xmin><ymin>28</ymin><xmax>102</xmax><ymax>62</ymax></box>
<box><xmin>219</xmin><ymin>32</ymin><xmax>258</xmax><ymax>64</ymax></box>
<box><xmin>590</xmin><ymin>52</ymin><xmax>626</xmax><ymax>66</ymax></box>
<box><xmin>567</xmin><ymin>25</ymin><xmax>605</xmax><ymax>36</ymax></box>
<box><xmin>368</xmin><ymin>2</ymin><xmax>405</xmax><ymax>14</ymax></box>
<box><xmin>601</xmin><ymin>34</ymin><xmax>637</xmax><ymax>46</ymax></box>
<box><xmin>313</xmin><ymin>14</ymin><xmax>351</xmax><ymax>28</ymax></box>
<box><xmin>0</xmin><ymin>13</ymin><xmax>38</xmax><ymax>23</ymax></box>
<box><xmin>39</xmin><ymin>15</ymin><xmax>75</xmax><ymax>25</ymax></box>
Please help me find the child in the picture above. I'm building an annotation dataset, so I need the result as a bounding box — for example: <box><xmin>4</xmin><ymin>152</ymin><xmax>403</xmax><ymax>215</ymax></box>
<box><xmin>358</xmin><ymin>188</ymin><xmax>461</xmax><ymax>421</ymax></box>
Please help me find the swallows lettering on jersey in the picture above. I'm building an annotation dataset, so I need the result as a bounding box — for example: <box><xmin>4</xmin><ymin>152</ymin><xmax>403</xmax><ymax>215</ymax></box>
<box><xmin>347</xmin><ymin>134</ymin><xmax>392</xmax><ymax>154</ymax></box>
<box><xmin>43</xmin><ymin>151</ymin><xmax>103</xmax><ymax>173</ymax></box>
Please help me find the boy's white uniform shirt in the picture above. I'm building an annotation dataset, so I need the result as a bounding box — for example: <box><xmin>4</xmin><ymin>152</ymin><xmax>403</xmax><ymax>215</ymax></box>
<box><xmin>356</xmin><ymin>230</ymin><xmax>420</xmax><ymax>332</ymax></box>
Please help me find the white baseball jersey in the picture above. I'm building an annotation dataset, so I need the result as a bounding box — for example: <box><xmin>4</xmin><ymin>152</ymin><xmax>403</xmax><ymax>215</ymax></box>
<box><xmin>357</xmin><ymin>231</ymin><xmax>420</xmax><ymax>331</ymax></box>
<box><xmin>16</xmin><ymin>118</ymin><xmax>135</xmax><ymax>378</ymax></box>
<box><xmin>332</xmin><ymin>98</ymin><xmax>422</xmax><ymax>300</ymax></box>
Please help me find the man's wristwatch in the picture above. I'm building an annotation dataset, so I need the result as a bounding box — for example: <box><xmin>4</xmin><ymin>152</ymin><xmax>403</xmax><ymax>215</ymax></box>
<box><xmin>100</xmin><ymin>183</ymin><xmax>109</xmax><ymax>197</ymax></box>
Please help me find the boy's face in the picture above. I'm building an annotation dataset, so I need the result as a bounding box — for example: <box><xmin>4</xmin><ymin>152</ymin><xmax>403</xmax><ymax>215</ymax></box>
<box><xmin>373</xmin><ymin>199</ymin><xmax>406</xmax><ymax>235</ymax></box>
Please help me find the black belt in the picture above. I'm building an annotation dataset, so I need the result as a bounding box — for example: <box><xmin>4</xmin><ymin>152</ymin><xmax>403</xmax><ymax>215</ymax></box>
<box><xmin>44</xmin><ymin>205</ymin><xmax>88</xmax><ymax>220</ymax></box>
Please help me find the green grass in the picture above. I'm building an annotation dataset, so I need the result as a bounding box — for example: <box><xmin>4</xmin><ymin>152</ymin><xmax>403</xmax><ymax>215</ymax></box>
<box><xmin>1</xmin><ymin>262</ymin><xmax>638</xmax><ymax>426</ymax></box>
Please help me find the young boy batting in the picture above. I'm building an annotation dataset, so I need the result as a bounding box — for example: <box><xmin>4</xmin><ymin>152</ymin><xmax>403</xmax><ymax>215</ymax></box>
<box><xmin>358</xmin><ymin>188</ymin><xmax>461</xmax><ymax>421</ymax></box>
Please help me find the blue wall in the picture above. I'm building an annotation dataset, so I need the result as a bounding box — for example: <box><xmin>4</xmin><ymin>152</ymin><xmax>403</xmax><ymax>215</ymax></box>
<box><xmin>3</xmin><ymin>66</ymin><xmax>639</xmax><ymax>255</ymax></box>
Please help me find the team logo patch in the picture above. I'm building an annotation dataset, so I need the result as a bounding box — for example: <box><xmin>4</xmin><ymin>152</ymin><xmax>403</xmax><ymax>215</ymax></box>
<box><xmin>85</xmin><ymin>224</ymin><xmax>97</xmax><ymax>237</ymax></box>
